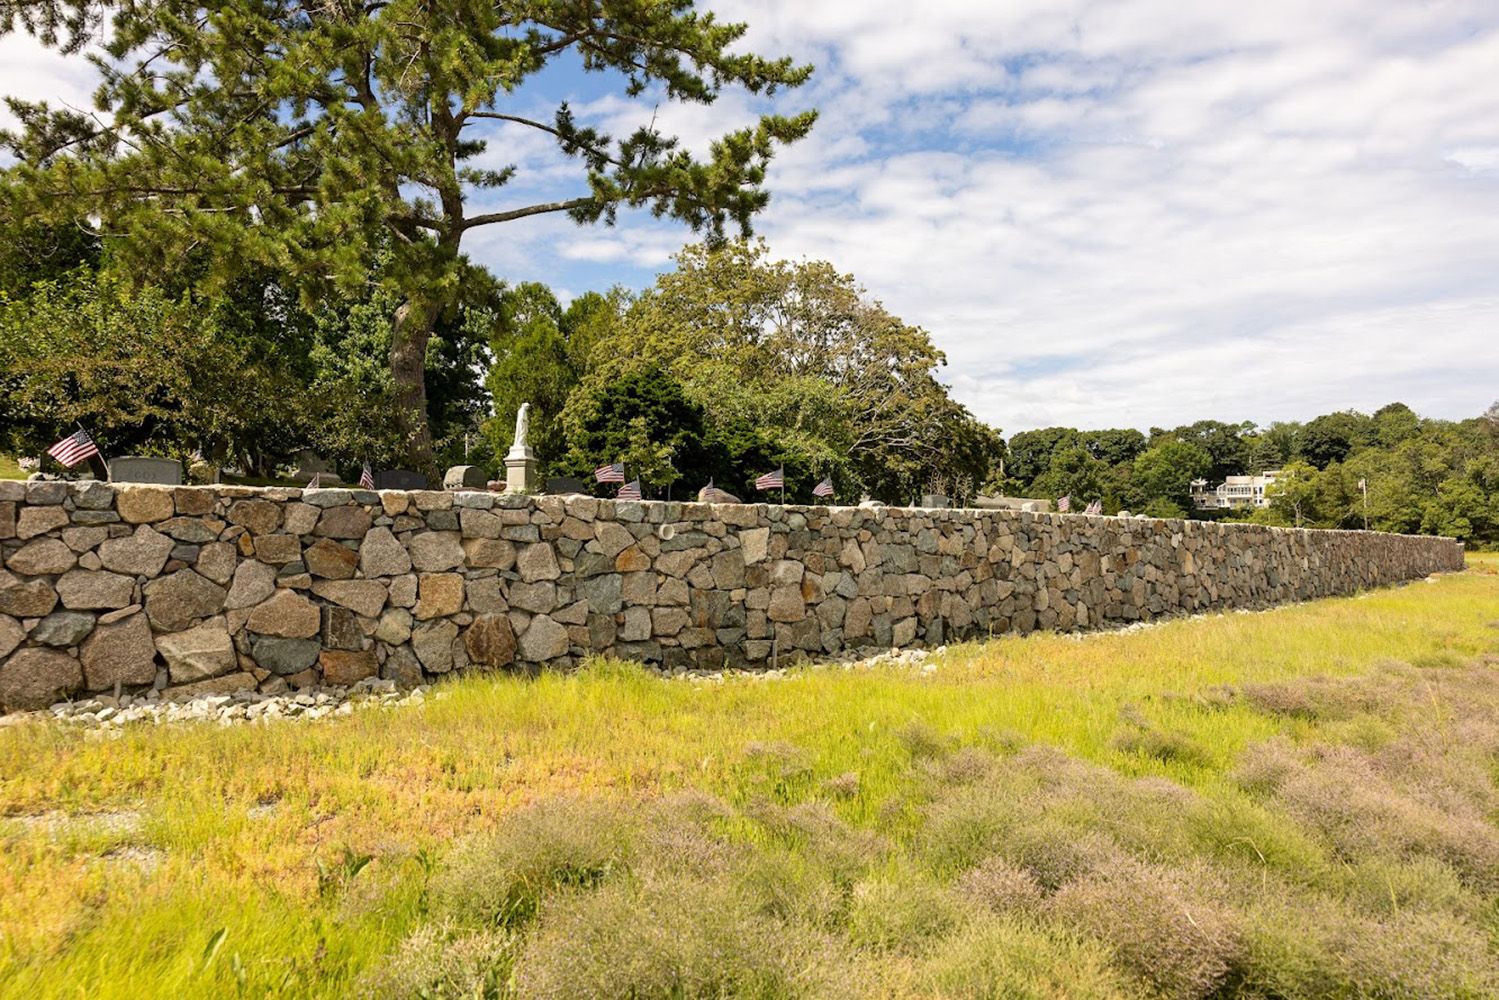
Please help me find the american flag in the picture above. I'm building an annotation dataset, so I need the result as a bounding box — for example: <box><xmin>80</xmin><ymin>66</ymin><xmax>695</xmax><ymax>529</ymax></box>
<box><xmin>594</xmin><ymin>462</ymin><xmax>625</xmax><ymax>484</ymax></box>
<box><xmin>1085</xmin><ymin>500</ymin><xmax>1103</xmax><ymax>515</ymax></box>
<box><xmin>1056</xmin><ymin>494</ymin><xmax>1071</xmax><ymax>512</ymax></box>
<box><xmin>1357</xmin><ymin>478</ymin><xmax>1367</xmax><ymax>491</ymax></box>
<box><xmin>616</xmin><ymin>479</ymin><xmax>642</xmax><ymax>501</ymax></box>
<box><xmin>48</xmin><ymin>429</ymin><xmax>99</xmax><ymax>468</ymax></box>
<box><xmin>755</xmin><ymin>467</ymin><xmax>785</xmax><ymax>491</ymax></box>
<box><xmin>812</xmin><ymin>476</ymin><xmax>834</xmax><ymax>499</ymax></box>
<box><xmin>359</xmin><ymin>462</ymin><xmax>375</xmax><ymax>490</ymax></box>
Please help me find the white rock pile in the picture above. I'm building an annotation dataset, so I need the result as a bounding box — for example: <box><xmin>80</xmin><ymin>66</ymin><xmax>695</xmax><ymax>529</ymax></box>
<box><xmin>1</xmin><ymin>676</ymin><xmax>428</xmax><ymax>729</ymax></box>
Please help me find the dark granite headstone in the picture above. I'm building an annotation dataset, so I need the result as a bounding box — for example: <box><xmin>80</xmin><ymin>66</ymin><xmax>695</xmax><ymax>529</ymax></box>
<box><xmin>374</xmin><ymin>469</ymin><xmax>429</xmax><ymax>491</ymax></box>
<box><xmin>108</xmin><ymin>456</ymin><xmax>184</xmax><ymax>485</ymax></box>
<box><xmin>545</xmin><ymin>476</ymin><xmax>588</xmax><ymax>495</ymax></box>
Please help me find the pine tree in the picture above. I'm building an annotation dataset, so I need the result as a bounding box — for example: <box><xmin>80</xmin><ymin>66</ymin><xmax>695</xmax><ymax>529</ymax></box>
<box><xmin>1</xmin><ymin>0</ymin><xmax>815</xmax><ymax>472</ymax></box>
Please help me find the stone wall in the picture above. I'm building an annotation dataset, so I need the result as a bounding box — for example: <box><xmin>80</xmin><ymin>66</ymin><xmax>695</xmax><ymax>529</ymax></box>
<box><xmin>0</xmin><ymin>480</ymin><xmax>1465</xmax><ymax>711</ymax></box>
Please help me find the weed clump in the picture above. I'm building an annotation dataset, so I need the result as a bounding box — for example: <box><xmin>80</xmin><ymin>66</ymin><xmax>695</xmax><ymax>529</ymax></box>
<box><xmin>954</xmin><ymin>856</ymin><xmax>1044</xmax><ymax>914</ymax></box>
<box><xmin>511</xmin><ymin>871</ymin><xmax>849</xmax><ymax>999</ymax></box>
<box><xmin>430</xmin><ymin>797</ymin><xmax>637</xmax><ymax>928</ymax></box>
<box><xmin>1048</xmin><ymin>858</ymin><xmax>1241</xmax><ymax>1000</ymax></box>
<box><xmin>919</xmin><ymin>917</ymin><xmax>1131</xmax><ymax>999</ymax></box>
<box><xmin>361</xmin><ymin>923</ymin><xmax>519</xmax><ymax>1000</ymax></box>
<box><xmin>1237</xmin><ymin>895</ymin><xmax>1499</xmax><ymax>999</ymax></box>
<box><xmin>844</xmin><ymin>869</ymin><xmax>966</xmax><ymax>953</ymax></box>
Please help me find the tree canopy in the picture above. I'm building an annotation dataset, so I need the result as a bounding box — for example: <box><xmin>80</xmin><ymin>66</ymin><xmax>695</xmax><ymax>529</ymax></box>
<box><xmin>558</xmin><ymin>240</ymin><xmax>1002</xmax><ymax>501</ymax></box>
<box><xmin>1</xmin><ymin>0</ymin><xmax>816</xmax><ymax>472</ymax></box>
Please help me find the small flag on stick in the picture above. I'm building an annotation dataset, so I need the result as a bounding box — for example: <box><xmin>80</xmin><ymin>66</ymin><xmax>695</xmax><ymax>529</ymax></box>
<box><xmin>1357</xmin><ymin>478</ymin><xmax>1367</xmax><ymax>491</ymax></box>
<box><xmin>755</xmin><ymin>468</ymin><xmax>785</xmax><ymax>492</ymax></box>
<box><xmin>1085</xmin><ymin>500</ymin><xmax>1102</xmax><ymax>515</ymax></box>
<box><xmin>1056</xmin><ymin>495</ymin><xmax>1071</xmax><ymax>512</ymax></box>
<box><xmin>812</xmin><ymin>476</ymin><xmax>834</xmax><ymax>499</ymax></box>
<box><xmin>360</xmin><ymin>462</ymin><xmax>375</xmax><ymax>490</ymax></box>
<box><xmin>595</xmin><ymin>462</ymin><xmax>626</xmax><ymax>484</ymax></box>
<box><xmin>47</xmin><ymin>428</ymin><xmax>100</xmax><ymax>469</ymax></box>
<box><xmin>616</xmin><ymin>480</ymin><xmax>642</xmax><ymax>501</ymax></box>
<box><xmin>308</xmin><ymin>472</ymin><xmax>321</xmax><ymax>489</ymax></box>
<box><xmin>699</xmin><ymin>480</ymin><xmax>740</xmax><ymax>504</ymax></box>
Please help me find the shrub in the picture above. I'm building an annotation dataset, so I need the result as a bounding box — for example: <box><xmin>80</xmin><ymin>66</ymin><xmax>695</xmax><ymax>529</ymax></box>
<box><xmin>934</xmin><ymin>745</ymin><xmax>997</xmax><ymax>785</ymax></box>
<box><xmin>1112</xmin><ymin>723</ymin><xmax>1210</xmax><ymax>767</ymax></box>
<box><xmin>360</xmin><ymin>923</ymin><xmax>519</xmax><ymax>1000</ymax></box>
<box><xmin>844</xmin><ymin>869</ymin><xmax>967</xmax><ymax>953</ymax></box>
<box><xmin>1047</xmin><ymin>858</ymin><xmax>1241</xmax><ymax>1000</ymax></box>
<box><xmin>1236</xmin><ymin>739</ymin><xmax>1499</xmax><ymax>891</ymax></box>
<box><xmin>954</xmin><ymin>856</ymin><xmax>1044</xmax><ymax>914</ymax></box>
<box><xmin>1237</xmin><ymin>896</ymin><xmax>1499</xmax><ymax>999</ymax></box>
<box><xmin>511</xmin><ymin>871</ymin><xmax>852</xmax><ymax>999</ymax></box>
<box><xmin>429</xmin><ymin>797</ymin><xmax>637</xmax><ymax>928</ymax></box>
<box><xmin>919</xmin><ymin>916</ymin><xmax>1132</xmax><ymax>1000</ymax></box>
<box><xmin>821</xmin><ymin>772</ymin><xmax>861</xmax><ymax>799</ymax></box>
<box><xmin>896</xmin><ymin>720</ymin><xmax>948</xmax><ymax>759</ymax></box>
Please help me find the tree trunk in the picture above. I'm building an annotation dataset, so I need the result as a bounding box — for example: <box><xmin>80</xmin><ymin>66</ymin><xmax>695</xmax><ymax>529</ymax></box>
<box><xmin>391</xmin><ymin>297</ymin><xmax>440</xmax><ymax>477</ymax></box>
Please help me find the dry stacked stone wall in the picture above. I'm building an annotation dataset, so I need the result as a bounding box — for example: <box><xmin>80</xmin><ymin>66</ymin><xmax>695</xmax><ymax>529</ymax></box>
<box><xmin>0</xmin><ymin>480</ymin><xmax>1465</xmax><ymax>711</ymax></box>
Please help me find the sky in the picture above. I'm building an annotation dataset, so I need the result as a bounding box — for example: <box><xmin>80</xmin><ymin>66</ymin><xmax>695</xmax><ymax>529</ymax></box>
<box><xmin>3</xmin><ymin>1</ymin><xmax>1497</xmax><ymax>436</ymax></box>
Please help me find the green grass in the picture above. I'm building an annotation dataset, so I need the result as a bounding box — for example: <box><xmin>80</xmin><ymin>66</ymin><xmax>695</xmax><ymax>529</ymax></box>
<box><xmin>0</xmin><ymin>455</ymin><xmax>24</xmax><ymax>480</ymax></box>
<box><xmin>2</xmin><ymin>568</ymin><xmax>1498</xmax><ymax>997</ymax></box>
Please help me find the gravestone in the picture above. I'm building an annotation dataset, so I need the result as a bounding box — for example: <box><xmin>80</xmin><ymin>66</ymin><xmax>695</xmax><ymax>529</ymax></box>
<box><xmin>374</xmin><ymin>469</ymin><xmax>429</xmax><ymax>491</ymax></box>
<box><xmin>443</xmin><ymin>465</ymin><xmax>489</xmax><ymax>490</ymax></box>
<box><xmin>545</xmin><ymin>476</ymin><xmax>588</xmax><ymax>496</ymax></box>
<box><xmin>291</xmin><ymin>450</ymin><xmax>340</xmax><ymax>482</ymax></box>
<box><xmin>108</xmin><ymin>456</ymin><xmax>184</xmax><ymax>485</ymax></box>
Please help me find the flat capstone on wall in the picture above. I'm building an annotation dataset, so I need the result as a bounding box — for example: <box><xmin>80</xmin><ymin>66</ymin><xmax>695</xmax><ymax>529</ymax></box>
<box><xmin>0</xmin><ymin>480</ymin><xmax>1465</xmax><ymax>711</ymax></box>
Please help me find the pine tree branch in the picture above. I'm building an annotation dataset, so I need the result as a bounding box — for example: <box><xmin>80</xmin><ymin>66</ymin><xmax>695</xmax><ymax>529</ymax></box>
<box><xmin>461</xmin><ymin>196</ymin><xmax>596</xmax><ymax>230</ymax></box>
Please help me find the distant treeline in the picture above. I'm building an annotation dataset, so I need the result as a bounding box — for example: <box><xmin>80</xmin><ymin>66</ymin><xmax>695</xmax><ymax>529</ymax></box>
<box><xmin>995</xmin><ymin>404</ymin><xmax>1499</xmax><ymax>545</ymax></box>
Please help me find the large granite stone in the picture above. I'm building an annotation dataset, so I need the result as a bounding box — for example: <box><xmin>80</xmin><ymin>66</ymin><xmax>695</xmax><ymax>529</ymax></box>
<box><xmin>304</xmin><ymin>538</ymin><xmax>358</xmax><ymax>579</ymax></box>
<box><xmin>246</xmin><ymin>590</ymin><xmax>321</xmax><ymax>638</ymax></box>
<box><xmin>415</xmin><ymin>573</ymin><xmax>465</xmax><ymax>619</ymax></box>
<box><xmin>311</xmin><ymin>579</ymin><xmax>388</xmax><ymax>618</ymax></box>
<box><xmin>98</xmin><ymin>525</ymin><xmax>175</xmax><ymax>576</ymax></box>
<box><xmin>115</xmin><ymin>486</ymin><xmax>175</xmax><ymax>524</ymax></box>
<box><xmin>80</xmin><ymin>612</ymin><xmax>156</xmax><ymax>689</ymax></box>
<box><xmin>464</xmin><ymin>614</ymin><xmax>516</xmax><ymax>667</ymax></box>
<box><xmin>143</xmin><ymin>569</ymin><xmax>227</xmax><ymax>632</ymax></box>
<box><xmin>226</xmin><ymin>499</ymin><xmax>282</xmax><ymax>535</ymax></box>
<box><xmin>30</xmin><ymin>611</ymin><xmax>96</xmax><ymax>647</ymax></box>
<box><xmin>6</xmin><ymin>538</ymin><xmax>76</xmax><ymax>576</ymax></box>
<box><xmin>516</xmin><ymin>543</ymin><xmax>561</xmax><ymax>582</ymax></box>
<box><xmin>315</xmin><ymin>506</ymin><xmax>372</xmax><ymax>539</ymax></box>
<box><xmin>16</xmin><ymin>505</ymin><xmax>69</xmax><ymax>539</ymax></box>
<box><xmin>156</xmin><ymin>622</ymin><xmax>237</xmax><ymax>682</ymax></box>
<box><xmin>250</xmin><ymin>635</ymin><xmax>321</xmax><ymax>675</ymax></box>
<box><xmin>320</xmin><ymin>650</ymin><xmax>377</xmax><ymax>686</ymax></box>
<box><xmin>225</xmin><ymin>560</ymin><xmax>277</xmax><ymax>610</ymax></box>
<box><xmin>409</xmin><ymin>531</ymin><xmax>464</xmax><ymax>572</ymax></box>
<box><xmin>0</xmin><ymin>573</ymin><xmax>59</xmax><ymax>617</ymax></box>
<box><xmin>1</xmin><ymin>647</ymin><xmax>83</xmax><ymax>710</ymax></box>
<box><xmin>517</xmin><ymin>614</ymin><xmax>569</xmax><ymax>661</ymax></box>
<box><xmin>412</xmin><ymin>619</ymin><xmax>459</xmax><ymax>672</ymax></box>
<box><xmin>359</xmin><ymin>527</ymin><xmax>411</xmax><ymax>577</ymax></box>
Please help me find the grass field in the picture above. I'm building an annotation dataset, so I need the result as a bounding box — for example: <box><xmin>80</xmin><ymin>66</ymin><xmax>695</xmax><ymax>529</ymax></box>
<box><xmin>2</xmin><ymin>562</ymin><xmax>1498</xmax><ymax>997</ymax></box>
<box><xmin>0</xmin><ymin>455</ymin><xmax>23</xmax><ymax>480</ymax></box>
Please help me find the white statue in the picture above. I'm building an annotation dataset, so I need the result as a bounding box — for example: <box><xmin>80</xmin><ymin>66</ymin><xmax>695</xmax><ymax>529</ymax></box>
<box><xmin>513</xmin><ymin>402</ymin><xmax>531</xmax><ymax>449</ymax></box>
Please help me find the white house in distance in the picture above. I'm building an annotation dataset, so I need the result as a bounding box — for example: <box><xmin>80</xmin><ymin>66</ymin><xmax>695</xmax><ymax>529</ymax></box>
<box><xmin>1190</xmin><ymin>470</ymin><xmax>1283</xmax><ymax>510</ymax></box>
